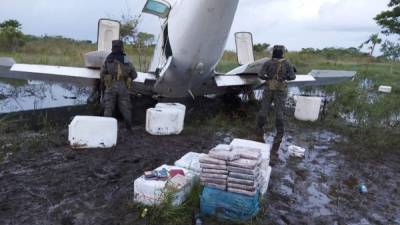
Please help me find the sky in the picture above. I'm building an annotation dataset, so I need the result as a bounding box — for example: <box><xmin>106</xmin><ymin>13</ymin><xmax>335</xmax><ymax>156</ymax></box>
<box><xmin>0</xmin><ymin>0</ymin><xmax>392</xmax><ymax>52</ymax></box>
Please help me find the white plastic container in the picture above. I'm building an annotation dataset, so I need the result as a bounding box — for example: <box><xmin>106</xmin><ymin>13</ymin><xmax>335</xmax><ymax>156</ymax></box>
<box><xmin>259</xmin><ymin>166</ymin><xmax>272</xmax><ymax>196</ymax></box>
<box><xmin>68</xmin><ymin>116</ymin><xmax>117</xmax><ymax>148</ymax></box>
<box><xmin>288</xmin><ymin>145</ymin><xmax>306</xmax><ymax>158</ymax></box>
<box><xmin>156</xmin><ymin>103</ymin><xmax>186</xmax><ymax>132</ymax></box>
<box><xmin>230</xmin><ymin>139</ymin><xmax>271</xmax><ymax>170</ymax></box>
<box><xmin>378</xmin><ymin>85</ymin><xmax>392</xmax><ymax>93</ymax></box>
<box><xmin>174</xmin><ymin>152</ymin><xmax>206</xmax><ymax>174</ymax></box>
<box><xmin>146</xmin><ymin>107</ymin><xmax>185</xmax><ymax>135</ymax></box>
<box><xmin>294</xmin><ymin>96</ymin><xmax>322</xmax><ymax>122</ymax></box>
<box><xmin>133</xmin><ymin>165</ymin><xmax>195</xmax><ymax>206</ymax></box>
<box><xmin>155</xmin><ymin>103</ymin><xmax>186</xmax><ymax>114</ymax></box>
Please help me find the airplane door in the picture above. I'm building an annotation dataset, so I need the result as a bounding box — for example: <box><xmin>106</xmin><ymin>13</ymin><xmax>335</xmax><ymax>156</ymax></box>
<box><xmin>97</xmin><ymin>19</ymin><xmax>121</xmax><ymax>52</ymax></box>
<box><xmin>235</xmin><ymin>32</ymin><xmax>255</xmax><ymax>65</ymax></box>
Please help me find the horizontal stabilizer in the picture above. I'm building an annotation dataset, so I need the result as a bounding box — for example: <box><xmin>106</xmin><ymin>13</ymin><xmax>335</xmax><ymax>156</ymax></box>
<box><xmin>218</xmin><ymin>57</ymin><xmax>356</xmax><ymax>89</ymax></box>
<box><xmin>309</xmin><ymin>70</ymin><xmax>356</xmax><ymax>85</ymax></box>
<box><xmin>214</xmin><ymin>74</ymin><xmax>316</xmax><ymax>87</ymax></box>
<box><xmin>0</xmin><ymin>62</ymin><xmax>156</xmax><ymax>86</ymax></box>
<box><xmin>8</xmin><ymin>64</ymin><xmax>100</xmax><ymax>86</ymax></box>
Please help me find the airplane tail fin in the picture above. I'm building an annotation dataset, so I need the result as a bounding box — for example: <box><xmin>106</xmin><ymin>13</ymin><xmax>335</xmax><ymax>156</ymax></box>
<box><xmin>235</xmin><ymin>32</ymin><xmax>255</xmax><ymax>65</ymax></box>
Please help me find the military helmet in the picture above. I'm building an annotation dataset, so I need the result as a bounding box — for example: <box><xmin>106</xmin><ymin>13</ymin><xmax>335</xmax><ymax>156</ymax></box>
<box><xmin>272</xmin><ymin>45</ymin><xmax>285</xmax><ymax>59</ymax></box>
<box><xmin>112</xmin><ymin>40</ymin><xmax>124</xmax><ymax>53</ymax></box>
<box><xmin>112</xmin><ymin>40</ymin><xmax>123</xmax><ymax>47</ymax></box>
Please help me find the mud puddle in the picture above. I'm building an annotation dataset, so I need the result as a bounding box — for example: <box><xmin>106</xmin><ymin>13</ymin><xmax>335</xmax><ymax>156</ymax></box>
<box><xmin>0</xmin><ymin>100</ymin><xmax>399</xmax><ymax>225</ymax></box>
<box><xmin>0</xmin><ymin>80</ymin><xmax>91</xmax><ymax>113</ymax></box>
<box><xmin>260</xmin><ymin>129</ymin><xmax>400</xmax><ymax>225</ymax></box>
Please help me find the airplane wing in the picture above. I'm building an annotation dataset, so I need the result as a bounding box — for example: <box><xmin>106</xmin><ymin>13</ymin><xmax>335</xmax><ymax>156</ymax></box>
<box><xmin>0</xmin><ymin>57</ymin><xmax>156</xmax><ymax>87</ymax></box>
<box><xmin>214</xmin><ymin>58</ymin><xmax>356</xmax><ymax>89</ymax></box>
<box><xmin>222</xmin><ymin>32</ymin><xmax>357</xmax><ymax>90</ymax></box>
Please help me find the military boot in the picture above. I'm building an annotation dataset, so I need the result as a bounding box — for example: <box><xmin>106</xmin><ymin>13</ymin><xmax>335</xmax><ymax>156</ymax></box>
<box><xmin>270</xmin><ymin>134</ymin><xmax>283</xmax><ymax>166</ymax></box>
<box><xmin>269</xmin><ymin>142</ymin><xmax>281</xmax><ymax>167</ymax></box>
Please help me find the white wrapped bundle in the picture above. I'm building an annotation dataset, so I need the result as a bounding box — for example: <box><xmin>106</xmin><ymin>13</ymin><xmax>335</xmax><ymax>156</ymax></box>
<box><xmin>202</xmin><ymin>169</ymin><xmax>228</xmax><ymax>175</ymax></box>
<box><xmin>209</xmin><ymin>145</ymin><xmax>240</xmax><ymax>161</ymax></box>
<box><xmin>199</xmin><ymin>156</ymin><xmax>226</xmax><ymax>165</ymax></box>
<box><xmin>201</xmin><ymin>173</ymin><xmax>228</xmax><ymax>180</ymax></box>
<box><xmin>228</xmin><ymin>183</ymin><xmax>257</xmax><ymax>191</ymax></box>
<box><xmin>227</xmin><ymin>177</ymin><xmax>255</xmax><ymax>186</ymax></box>
<box><xmin>200</xmin><ymin>177</ymin><xmax>227</xmax><ymax>185</ymax></box>
<box><xmin>228</xmin><ymin>158</ymin><xmax>260</xmax><ymax>170</ymax></box>
<box><xmin>227</xmin><ymin>187</ymin><xmax>257</xmax><ymax>196</ymax></box>
<box><xmin>200</xmin><ymin>163</ymin><xmax>227</xmax><ymax>170</ymax></box>
<box><xmin>229</xmin><ymin>172</ymin><xmax>258</xmax><ymax>181</ymax></box>
<box><xmin>232</xmin><ymin>147</ymin><xmax>261</xmax><ymax>160</ymax></box>
<box><xmin>227</xmin><ymin>166</ymin><xmax>259</xmax><ymax>175</ymax></box>
<box><xmin>213</xmin><ymin>144</ymin><xmax>232</xmax><ymax>151</ymax></box>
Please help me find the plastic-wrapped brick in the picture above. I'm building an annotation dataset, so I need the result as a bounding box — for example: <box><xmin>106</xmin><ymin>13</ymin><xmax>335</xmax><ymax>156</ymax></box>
<box><xmin>228</xmin><ymin>158</ymin><xmax>260</xmax><ymax>170</ymax></box>
<box><xmin>209</xmin><ymin>146</ymin><xmax>240</xmax><ymax>161</ymax></box>
<box><xmin>227</xmin><ymin>177</ymin><xmax>255</xmax><ymax>186</ymax></box>
<box><xmin>227</xmin><ymin>166</ymin><xmax>259</xmax><ymax>175</ymax></box>
<box><xmin>200</xmin><ymin>177</ymin><xmax>227</xmax><ymax>185</ymax></box>
<box><xmin>227</xmin><ymin>187</ymin><xmax>257</xmax><ymax>196</ymax></box>
<box><xmin>199</xmin><ymin>155</ymin><xmax>226</xmax><ymax>165</ymax></box>
<box><xmin>229</xmin><ymin>172</ymin><xmax>258</xmax><ymax>181</ymax></box>
<box><xmin>202</xmin><ymin>168</ymin><xmax>228</xmax><ymax>175</ymax></box>
<box><xmin>200</xmin><ymin>163</ymin><xmax>227</xmax><ymax>170</ymax></box>
<box><xmin>227</xmin><ymin>182</ymin><xmax>257</xmax><ymax>191</ymax></box>
<box><xmin>232</xmin><ymin>147</ymin><xmax>261</xmax><ymax>160</ymax></box>
<box><xmin>201</xmin><ymin>173</ymin><xmax>228</xmax><ymax>180</ymax></box>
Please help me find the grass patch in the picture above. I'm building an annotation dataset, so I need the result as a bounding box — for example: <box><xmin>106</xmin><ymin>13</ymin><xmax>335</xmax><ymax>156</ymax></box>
<box><xmin>130</xmin><ymin>181</ymin><xmax>202</xmax><ymax>225</ymax></box>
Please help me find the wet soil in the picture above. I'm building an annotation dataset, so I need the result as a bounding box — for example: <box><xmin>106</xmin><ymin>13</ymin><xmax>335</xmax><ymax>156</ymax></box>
<box><xmin>0</xmin><ymin>100</ymin><xmax>399</xmax><ymax>225</ymax></box>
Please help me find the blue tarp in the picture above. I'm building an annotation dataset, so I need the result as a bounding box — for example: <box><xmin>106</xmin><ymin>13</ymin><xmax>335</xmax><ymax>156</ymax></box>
<box><xmin>200</xmin><ymin>187</ymin><xmax>260</xmax><ymax>222</ymax></box>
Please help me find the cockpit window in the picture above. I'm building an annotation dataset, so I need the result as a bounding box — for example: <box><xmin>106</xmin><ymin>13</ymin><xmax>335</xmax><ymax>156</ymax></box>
<box><xmin>142</xmin><ymin>0</ymin><xmax>171</xmax><ymax>18</ymax></box>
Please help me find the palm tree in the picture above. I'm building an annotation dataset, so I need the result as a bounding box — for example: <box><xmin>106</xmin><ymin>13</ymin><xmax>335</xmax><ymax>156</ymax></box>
<box><xmin>359</xmin><ymin>33</ymin><xmax>382</xmax><ymax>56</ymax></box>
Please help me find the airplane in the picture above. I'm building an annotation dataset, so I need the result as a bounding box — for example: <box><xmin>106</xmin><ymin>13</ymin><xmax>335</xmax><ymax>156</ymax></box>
<box><xmin>0</xmin><ymin>0</ymin><xmax>356</xmax><ymax>100</ymax></box>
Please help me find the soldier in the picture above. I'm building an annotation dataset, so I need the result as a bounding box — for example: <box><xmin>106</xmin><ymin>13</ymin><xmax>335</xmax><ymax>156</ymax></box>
<box><xmin>257</xmin><ymin>45</ymin><xmax>296</xmax><ymax>154</ymax></box>
<box><xmin>100</xmin><ymin>40</ymin><xmax>137</xmax><ymax>130</ymax></box>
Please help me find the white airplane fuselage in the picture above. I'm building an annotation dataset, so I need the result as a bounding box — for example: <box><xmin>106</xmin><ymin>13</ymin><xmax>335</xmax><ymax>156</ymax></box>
<box><xmin>149</xmin><ymin>0</ymin><xmax>239</xmax><ymax>98</ymax></box>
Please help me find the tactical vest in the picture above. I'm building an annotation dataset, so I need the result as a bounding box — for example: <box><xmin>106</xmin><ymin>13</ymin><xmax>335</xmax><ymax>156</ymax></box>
<box><xmin>267</xmin><ymin>59</ymin><xmax>288</xmax><ymax>91</ymax></box>
<box><xmin>103</xmin><ymin>60</ymin><xmax>132</xmax><ymax>89</ymax></box>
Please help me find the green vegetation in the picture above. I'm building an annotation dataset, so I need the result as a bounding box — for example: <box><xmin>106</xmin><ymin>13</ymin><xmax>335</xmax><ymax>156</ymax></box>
<box><xmin>375</xmin><ymin>0</ymin><xmax>400</xmax><ymax>35</ymax></box>
<box><xmin>0</xmin><ymin>19</ymin><xmax>25</xmax><ymax>51</ymax></box>
<box><xmin>359</xmin><ymin>33</ymin><xmax>382</xmax><ymax>56</ymax></box>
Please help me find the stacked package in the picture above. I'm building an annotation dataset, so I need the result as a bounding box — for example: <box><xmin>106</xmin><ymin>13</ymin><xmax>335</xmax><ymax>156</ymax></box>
<box><xmin>199</xmin><ymin>144</ymin><xmax>239</xmax><ymax>190</ymax></box>
<box><xmin>200</xmin><ymin>144</ymin><xmax>265</xmax><ymax>196</ymax></box>
<box><xmin>227</xmin><ymin>147</ymin><xmax>262</xmax><ymax>196</ymax></box>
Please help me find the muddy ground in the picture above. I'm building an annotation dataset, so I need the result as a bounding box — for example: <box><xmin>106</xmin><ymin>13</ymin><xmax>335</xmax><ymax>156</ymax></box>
<box><xmin>0</xmin><ymin>99</ymin><xmax>399</xmax><ymax>225</ymax></box>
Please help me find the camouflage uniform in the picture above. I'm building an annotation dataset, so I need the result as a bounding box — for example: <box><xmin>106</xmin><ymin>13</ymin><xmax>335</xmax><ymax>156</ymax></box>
<box><xmin>100</xmin><ymin>42</ymin><xmax>137</xmax><ymax>128</ymax></box>
<box><xmin>257</xmin><ymin>55</ymin><xmax>296</xmax><ymax>144</ymax></box>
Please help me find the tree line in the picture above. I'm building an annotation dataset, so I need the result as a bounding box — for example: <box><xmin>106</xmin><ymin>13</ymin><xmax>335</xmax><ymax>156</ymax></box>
<box><xmin>0</xmin><ymin>16</ymin><xmax>155</xmax><ymax>52</ymax></box>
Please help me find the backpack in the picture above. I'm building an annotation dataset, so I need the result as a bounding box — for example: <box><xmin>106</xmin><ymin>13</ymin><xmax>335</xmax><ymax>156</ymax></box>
<box><xmin>267</xmin><ymin>59</ymin><xmax>288</xmax><ymax>91</ymax></box>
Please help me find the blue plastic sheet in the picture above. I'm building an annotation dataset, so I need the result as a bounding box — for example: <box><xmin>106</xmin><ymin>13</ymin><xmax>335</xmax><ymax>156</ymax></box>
<box><xmin>200</xmin><ymin>187</ymin><xmax>260</xmax><ymax>222</ymax></box>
